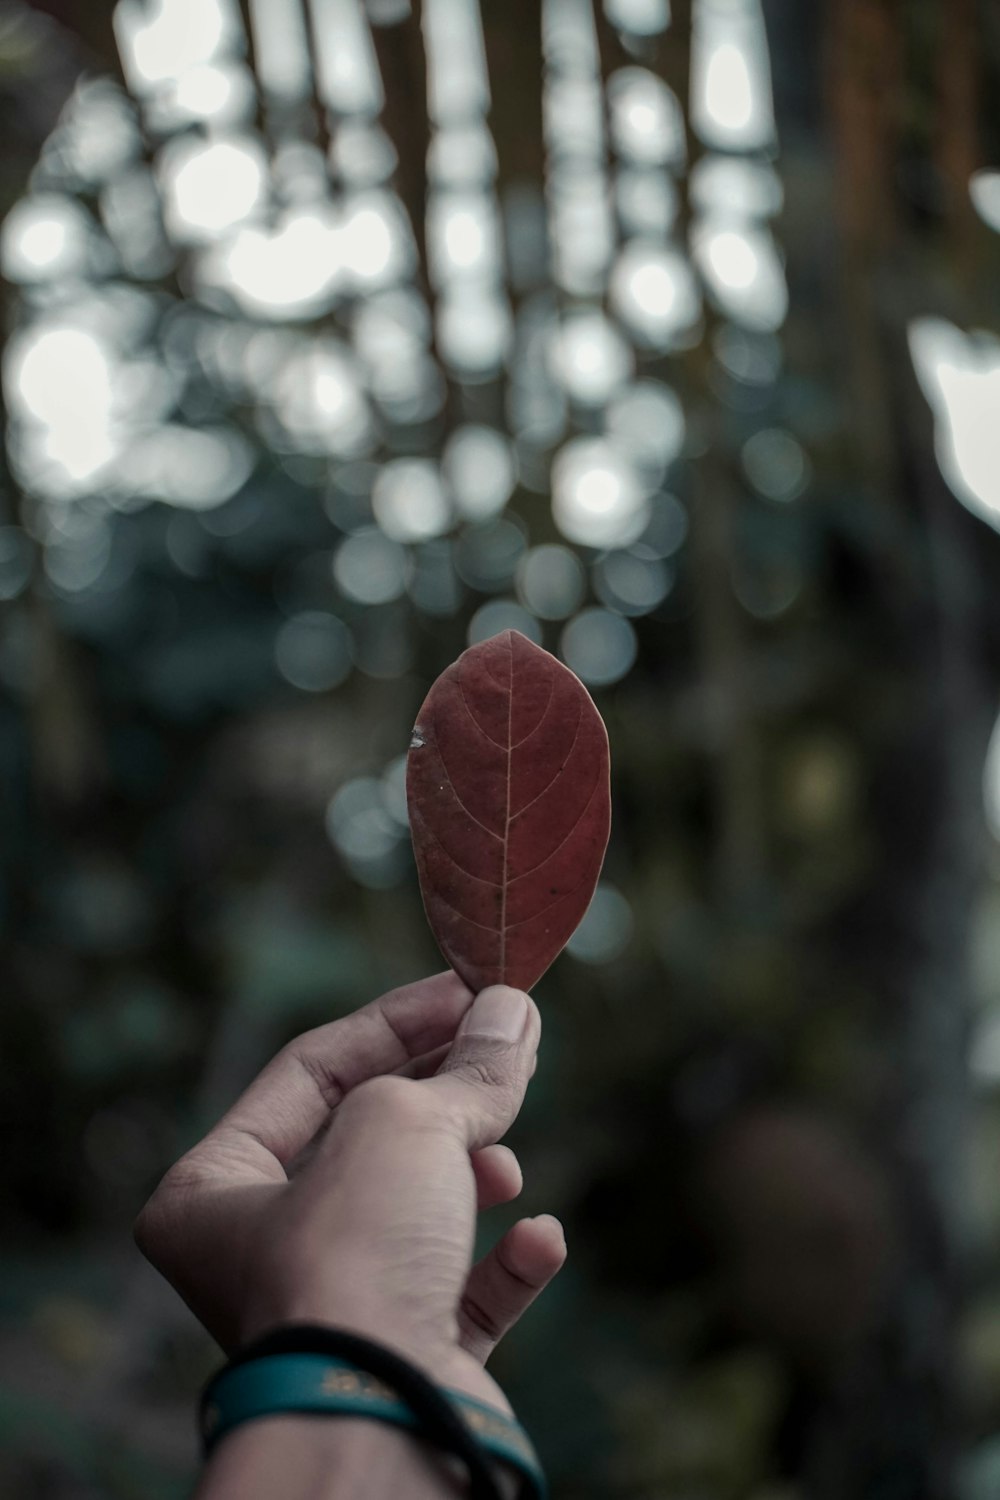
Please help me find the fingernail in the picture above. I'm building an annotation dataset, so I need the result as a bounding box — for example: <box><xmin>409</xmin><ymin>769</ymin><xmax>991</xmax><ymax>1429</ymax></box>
<box><xmin>533</xmin><ymin>1214</ymin><xmax>568</xmax><ymax>1251</ymax></box>
<box><xmin>460</xmin><ymin>986</ymin><xmax>529</xmax><ymax>1042</ymax></box>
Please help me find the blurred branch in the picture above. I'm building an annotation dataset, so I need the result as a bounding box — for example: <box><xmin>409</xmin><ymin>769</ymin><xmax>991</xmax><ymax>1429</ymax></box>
<box><xmin>369</xmin><ymin>1</ymin><xmax>431</xmax><ymax>285</ymax></box>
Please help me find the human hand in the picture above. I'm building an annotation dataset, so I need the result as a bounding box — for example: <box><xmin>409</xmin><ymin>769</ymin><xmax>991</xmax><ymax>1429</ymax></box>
<box><xmin>134</xmin><ymin>972</ymin><xmax>566</xmax><ymax>1413</ymax></box>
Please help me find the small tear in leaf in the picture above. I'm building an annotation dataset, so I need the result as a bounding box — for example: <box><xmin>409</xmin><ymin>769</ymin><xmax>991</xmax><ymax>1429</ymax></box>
<box><xmin>410</xmin><ymin>728</ymin><xmax>426</xmax><ymax>749</ymax></box>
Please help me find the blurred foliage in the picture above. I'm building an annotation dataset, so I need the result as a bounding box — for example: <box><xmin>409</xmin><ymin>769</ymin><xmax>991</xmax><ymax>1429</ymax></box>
<box><xmin>3</xmin><ymin>1</ymin><xmax>1000</xmax><ymax>1498</ymax></box>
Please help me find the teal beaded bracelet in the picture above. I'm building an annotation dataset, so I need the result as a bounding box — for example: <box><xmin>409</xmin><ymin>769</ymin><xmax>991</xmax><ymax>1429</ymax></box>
<box><xmin>200</xmin><ymin>1341</ymin><xmax>547</xmax><ymax>1500</ymax></box>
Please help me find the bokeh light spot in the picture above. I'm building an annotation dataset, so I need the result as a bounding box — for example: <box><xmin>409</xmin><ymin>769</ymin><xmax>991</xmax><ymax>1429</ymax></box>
<box><xmin>516</xmin><ymin>544</ymin><xmax>586</xmax><ymax>620</ymax></box>
<box><xmin>468</xmin><ymin>600</ymin><xmax>542</xmax><ymax>647</ymax></box>
<box><xmin>552</xmin><ymin>438</ymin><xmax>649</xmax><ymax>549</ymax></box>
<box><xmin>1</xmin><ymin>195</ymin><xmax>91</xmax><ymax>282</ymax></box>
<box><xmin>437</xmin><ymin>289</ymin><xmax>511</xmax><ymax>377</ymax></box>
<box><xmin>607</xmin><ymin>381</ymin><xmax>686</xmax><ymax>482</ymax></box>
<box><xmin>693</xmin><ymin>223</ymin><xmax>788</xmax><ymax>332</ymax></box>
<box><xmin>909</xmin><ymin>318</ymin><xmax>1000</xmax><ymax>531</ymax></box>
<box><xmin>560</xmin><ymin>607</ymin><xmax>638</xmax><ymax>686</ymax></box>
<box><xmin>593</xmin><ymin>547</ymin><xmax>672</xmax><ymax>617</ymax></box>
<box><xmin>115</xmin><ymin>0</ymin><xmax>233</xmax><ymax>90</ymax></box>
<box><xmin>713</xmin><ymin>325</ymin><xmax>782</xmax><ymax>387</ymax></box>
<box><xmin>550</xmin><ymin>311</ymin><xmax>633</xmax><ymax>408</ymax></box>
<box><xmin>605</xmin><ymin>0</ymin><xmax>670</xmax><ymax>37</ymax></box>
<box><xmin>326</xmin><ymin>775</ymin><xmax>406</xmax><ymax>887</ymax></box>
<box><xmin>381</xmin><ymin>755</ymin><xmax>410</xmax><ymax>828</ymax></box>
<box><xmin>372</xmin><ymin>459</ymin><xmax>451</xmax><ymax>543</ymax></box>
<box><xmin>334</xmin><ymin>528</ymin><xmax>409</xmax><ymax>605</ymax></box>
<box><xmin>212</xmin><ymin>209</ymin><xmax>343</xmax><ymax>319</ymax></box>
<box><xmin>275</xmin><ymin>612</ymin><xmax>353</xmax><ymax>693</ymax></box>
<box><xmin>742</xmin><ymin>428</ymin><xmax>810</xmax><ymax>502</ymax></box>
<box><xmin>444</xmin><ymin>427</ymin><xmax>515</xmax><ymax>523</ymax></box>
<box><xmin>160</xmin><ymin>137</ymin><xmax>265</xmax><ymax>242</ymax></box>
<box><xmin>455</xmin><ymin>518</ymin><xmax>527</xmax><ymax>592</ymax></box>
<box><xmin>970</xmin><ymin>170</ymin><xmax>1000</xmax><ymax>233</ymax></box>
<box><xmin>566</xmin><ymin>882</ymin><xmax>635</xmax><ymax>964</ymax></box>
<box><xmin>610</xmin><ymin>241</ymin><xmax>701</xmax><ymax>349</ymax></box>
<box><xmin>691</xmin><ymin>154</ymin><xmax>783</xmax><ymax>219</ymax></box>
<box><xmin>608</xmin><ymin>68</ymin><xmax>685</xmax><ymax>168</ymax></box>
<box><xmin>691</xmin><ymin>9</ymin><xmax>775</xmax><ymax>153</ymax></box>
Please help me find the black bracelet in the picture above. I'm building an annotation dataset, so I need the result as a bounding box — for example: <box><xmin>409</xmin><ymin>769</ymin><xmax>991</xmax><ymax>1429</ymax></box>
<box><xmin>200</xmin><ymin>1325</ymin><xmax>546</xmax><ymax>1500</ymax></box>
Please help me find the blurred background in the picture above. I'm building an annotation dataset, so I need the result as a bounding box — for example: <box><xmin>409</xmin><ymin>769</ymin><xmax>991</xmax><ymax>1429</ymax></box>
<box><xmin>2</xmin><ymin>0</ymin><xmax>1000</xmax><ymax>1495</ymax></box>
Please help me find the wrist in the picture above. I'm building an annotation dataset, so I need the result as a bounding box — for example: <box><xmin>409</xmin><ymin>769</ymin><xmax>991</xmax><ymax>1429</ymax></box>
<box><xmin>197</xmin><ymin>1415</ymin><xmax>461</xmax><ymax>1500</ymax></box>
<box><xmin>240</xmin><ymin>1305</ymin><xmax>512</xmax><ymax>1414</ymax></box>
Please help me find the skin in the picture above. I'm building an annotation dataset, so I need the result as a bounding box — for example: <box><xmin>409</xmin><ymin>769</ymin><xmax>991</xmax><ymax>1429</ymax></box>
<box><xmin>134</xmin><ymin>973</ymin><xmax>567</xmax><ymax>1497</ymax></box>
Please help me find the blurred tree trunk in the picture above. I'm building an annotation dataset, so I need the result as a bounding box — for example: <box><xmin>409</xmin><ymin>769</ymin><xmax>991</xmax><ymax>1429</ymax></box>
<box><xmin>761</xmin><ymin>0</ymin><xmax>999</xmax><ymax>1493</ymax></box>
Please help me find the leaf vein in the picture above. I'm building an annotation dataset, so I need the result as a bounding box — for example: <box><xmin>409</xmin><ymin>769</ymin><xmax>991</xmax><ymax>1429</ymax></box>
<box><xmin>504</xmin><ymin>869</ymin><xmax>594</xmax><ymax>932</ymax></box>
<box><xmin>411</xmin><ymin>812</ymin><xmax>503</xmax><ymax>888</ymax></box>
<box><xmin>508</xmin><ymin>674</ymin><xmax>556</xmax><ymax>751</ymax></box>
<box><xmin>507</xmin><ymin>775</ymin><xmax>603</xmax><ymax>884</ymax></box>
<box><xmin>510</xmin><ymin>704</ymin><xmax>583</xmax><ymax>821</ymax></box>
<box><xmin>431</xmin><ymin>741</ymin><xmax>504</xmax><ymax>842</ymax></box>
<box><xmin>456</xmin><ymin>677</ymin><xmax>508</xmax><ymax>750</ymax></box>
<box><xmin>430</xmin><ymin>885</ymin><xmax>501</xmax><ymax>936</ymax></box>
<box><xmin>483</xmin><ymin>656</ymin><xmax>510</xmax><ymax>689</ymax></box>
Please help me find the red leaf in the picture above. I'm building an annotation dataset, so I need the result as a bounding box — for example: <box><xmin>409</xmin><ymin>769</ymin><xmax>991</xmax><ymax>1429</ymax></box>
<box><xmin>406</xmin><ymin>630</ymin><xmax>612</xmax><ymax>993</ymax></box>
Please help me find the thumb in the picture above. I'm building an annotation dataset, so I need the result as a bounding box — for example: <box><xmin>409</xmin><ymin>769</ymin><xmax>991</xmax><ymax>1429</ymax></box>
<box><xmin>423</xmin><ymin>986</ymin><xmax>539</xmax><ymax>1149</ymax></box>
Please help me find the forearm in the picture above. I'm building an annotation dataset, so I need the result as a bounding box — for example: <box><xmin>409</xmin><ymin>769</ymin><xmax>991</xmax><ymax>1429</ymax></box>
<box><xmin>195</xmin><ymin>1417</ymin><xmax>462</xmax><ymax>1500</ymax></box>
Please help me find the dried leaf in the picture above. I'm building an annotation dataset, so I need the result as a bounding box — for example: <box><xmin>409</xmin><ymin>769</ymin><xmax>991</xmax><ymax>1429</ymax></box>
<box><xmin>406</xmin><ymin>630</ymin><xmax>612</xmax><ymax>992</ymax></box>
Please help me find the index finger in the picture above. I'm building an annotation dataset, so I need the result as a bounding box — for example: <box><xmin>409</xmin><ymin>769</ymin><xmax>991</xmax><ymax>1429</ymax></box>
<box><xmin>206</xmin><ymin>970</ymin><xmax>473</xmax><ymax>1172</ymax></box>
